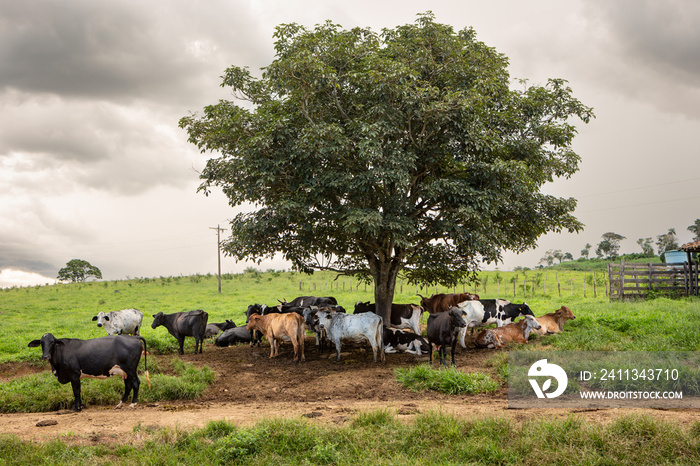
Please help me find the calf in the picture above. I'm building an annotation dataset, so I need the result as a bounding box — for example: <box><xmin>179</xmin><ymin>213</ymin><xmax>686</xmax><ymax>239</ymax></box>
<box><xmin>383</xmin><ymin>328</ymin><xmax>430</xmax><ymax>355</ymax></box>
<box><xmin>456</xmin><ymin>300</ymin><xmax>535</xmax><ymax>348</ymax></box>
<box><xmin>474</xmin><ymin>315</ymin><xmax>542</xmax><ymax>348</ymax></box>
<box><xmin>418</xmin><ymin>292</ymin><xmax>479</xmax><ymax>314</ymax></box>
<box><xmin>315</xmin><ymin>311</ymin><xmax>384</xmax><ymax>363</ymax></box>
<box><xmin>426</xmin><ymin>308</ymin><xmax>467</xmax><ymax>367</ymax></box>
<box><xmin>246</xmin><ymin>313</ymin><xmax>306</xmax><ymax>362</ymax></box>
<box><xmin>92</xmin><ymin>308</ymin><xmax>143</xmax><ymax>336</ymax></box>
<box><xmin>354</xmin><ymin>302</ymin><xmax>422</xmax><ymax>335</ymax></box>
<box><xmin>151</xmin><ymin>310</ymin><xmax>208</xmax><ymax>354</ymax></box>
<box><xmin>532</xmin><ymin>306</ymin><xmax>576</xmax><ymax>335</ymax></box>
<box><xmin>204</xmin><ymin>320</ymin><xmax>236</xmax><ymax>338</ymax></box>
<box><xmin>28</xmin><ymin>333</ymin><xmax>150</xmax><ymax>412</ymax></box>
<box><xmin>215</xmin><ymin>326</ymin><xmax>254</xmax><ymax>347</ymax></box>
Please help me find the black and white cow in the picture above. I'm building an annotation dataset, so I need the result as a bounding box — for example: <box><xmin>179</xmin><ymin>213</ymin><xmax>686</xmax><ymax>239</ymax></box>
<box><xmin>215</xmin><ymin>326</ymin><xmax>255</xmax><ymax>347</ymax></box>
<box><xmin>456</xmin><ymin>300</ymin><xmax>535</xmax><ymax>348</ymax></box>
<box><xmin>204</xmin><ymin>320</ymin><xmax>236</xmax><ymax>338</ymax></box>
<box><xmin>313</xmin><ymin>310</ymin><xmax>385</xmax><ymax>363</ymax></box>
<box><xmin>151</xmin><ymin>310</ymin><xmax>208</xmax><ymax>354</ymax></box>
<box><xmin>426</xmin><ymin>307</ymin><xmax>467</xmax><ymax>367</ymax></box>
<box><xmin>28</xmin><ymin>333</ymin><xmax>150</xmax><ymax>412</ymax></box>
<box><xmin>353</xmin><ymin>302</ymin><xmax>422</xmax><ymax>335</ymax></box>
<box><xmin>383</xmin><ymin>328</ymin><xmax>430</xmax><ymax>355</ymax></box>
<box><xmin>92</xmin><ymin>308</ymin><xmax>143</xmax><ymax>336</ymax></box>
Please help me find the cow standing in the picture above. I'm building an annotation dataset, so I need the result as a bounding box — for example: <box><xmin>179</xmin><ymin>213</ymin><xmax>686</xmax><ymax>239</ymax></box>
<box><xmin>92</xmin><ymin>308</ymin><xmax>143</xmax><ymax>336</ymax></box>
<box><xmin>28</xmin><ymin>333</ymin><xmax>150</xmax><ymax>412</ymax></box>
<box><xmin>151</xmin><ymin>310</ymin><xmax>208</xmax><ymax>354</ymax></box>
<box><xmin>426</xmin><ymin>308</ymin><xmax>467</xmax><ymax>367</ymax></box>
<box><xmin>418</xmin><ymin>293</ymin><xmax>479</xmax><ymax>314</ymax></box>
<box><xmin>314</xmin><ymin>311</ymin><xmax>385</xmax><ymax>363</ymax></box>
<box><xmin>246</xmin><ymin>313</ymin><xmax>306</xmax><ymax>362</ymax></box>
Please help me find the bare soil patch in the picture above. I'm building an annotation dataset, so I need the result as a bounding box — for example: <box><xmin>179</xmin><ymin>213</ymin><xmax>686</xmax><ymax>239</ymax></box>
<box><xmin>2</xmin><ymin>337</ymin><xmax>699</xmax><ymax>445</ymax></box>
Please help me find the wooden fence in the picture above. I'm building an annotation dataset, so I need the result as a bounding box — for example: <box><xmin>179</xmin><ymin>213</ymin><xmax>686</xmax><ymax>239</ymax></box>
<box><xmin>608</xmin><ymin>260</ymin><xmax>700</xmax><ymax>299</ymax></box>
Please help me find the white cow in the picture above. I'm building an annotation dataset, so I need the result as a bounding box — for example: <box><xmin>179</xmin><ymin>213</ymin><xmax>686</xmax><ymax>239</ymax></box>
<box><xmin>316</xmin><ymin>311</ymin><xmax>385</xmax><ymax>363</ymax></box>
<box><xmin>92</xmin><ymin>309</ymin><xmax>144</xmax><ymax>336</ymax></box>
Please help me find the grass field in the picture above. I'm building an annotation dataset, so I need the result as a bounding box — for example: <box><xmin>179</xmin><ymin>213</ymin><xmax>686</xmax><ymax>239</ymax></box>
<box><xmin>1</xmin><ymin>270</ymin><xmax>699</xmax><ymax>463</ymax></box>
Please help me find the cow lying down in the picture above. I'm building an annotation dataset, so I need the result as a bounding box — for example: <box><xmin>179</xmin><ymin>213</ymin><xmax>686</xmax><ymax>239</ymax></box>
<box><xmin>531</xmin><ymin>306</ymin><xmax>576</xmax><ymax>335</ymax></box>
<box><xmin>474</xmin><ymin>315</ymin><xmax>541</xmax><ymax>349</ymax></box>
<box><xmin>383</xmin><ymin>328</ymin><xmax>430</xmax><ymax>355</ymax></box>
<box><xmin>28</xmin><ymin>333</ymin><xmax>150</xmax><ymax>412</ymax></box>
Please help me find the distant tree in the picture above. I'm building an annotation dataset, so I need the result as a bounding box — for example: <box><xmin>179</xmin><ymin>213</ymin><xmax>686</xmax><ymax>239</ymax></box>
<box><xmin>636</xmin><ymin>237</ymin><xmax>655</xmax><ymax>257</ymax></box>
<box><xmin>595</xmin><ymin>232</ymin><xmax>626</xmax><ymax>259</ymax></box>
<box><xmin>539</xmin><ymin>251</ymin><xmax>555</xmax><ymax>267</ymax></box>
<box><xmin>563</xmin><ymin>252</ymin><xmax>574</xmax><ymax>262</ymax></box>
<box><xmin>552</xmin><ymin>250</ymin><xmax>565</xmax><ymax>264</ymax></box>
<box><xmin>580</xmin><ymin>243</ymin><xmax>591</xmax><ymax>259</ymax></box>
<box><xmin>688</xmin><ymin>219</ymin><xmax>700</xmax><ymax>242</ymax></box>
<box><xmin>656</xmin><ymin>228</ymin><xmax>679</xmax><ymax>254</ymax></box>
<box><xmin>57</xmin><ymin>259</ymin><xmax>102</xmax><ymax>283</ymax></box>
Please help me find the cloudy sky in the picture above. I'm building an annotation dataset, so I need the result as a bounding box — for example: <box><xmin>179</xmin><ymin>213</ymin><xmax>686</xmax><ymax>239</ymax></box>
<box><xmin>2</xmin><ymin>0</ymin><xmax>699</xmax><ymax>288</ymax></box>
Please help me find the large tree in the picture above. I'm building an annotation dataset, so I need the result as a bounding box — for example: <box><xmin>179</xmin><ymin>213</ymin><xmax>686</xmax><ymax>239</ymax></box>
<box><xmin>180</xmin><ymin>13</ymin><xmax>593</xmax><ymax>324</ymax></box>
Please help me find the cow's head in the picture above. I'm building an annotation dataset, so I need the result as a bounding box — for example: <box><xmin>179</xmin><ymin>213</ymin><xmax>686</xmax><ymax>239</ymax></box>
<box><xmin>448</xmin><ymin>308</ymin><xmax>467</xmax><ymax>328</ymax></box>
<box><xmin>303</xmin><ymin>308</ymin><xmax>319</xmax><ymax>330</ymax></box>
<box><xmin>151</xmin><ymin>312</ymin><xmax>165</xmax><ymax>329</ymax></box>
<box><xmin>28</xmin><ymin>333</ymin><xmax>63</xmax><ymax>360</ymax></box>
<box><xmin>92</xmin><ymin>312</ymin><xmax>109</xmax><ymax>327</ymax></box>
<box><xmin>317</xmin><ymin>311</ymin><xmax>332</xmax><ymax>329</ymax></box>
<box><xmin>246</xmin><ymin>314</ymin><xmax>263</xmax><ymax>331</ymax></box>
<box><xmin>518</xmin><ymin>303</ymin><xmax>535</xmax><ymax>317</ymax></box>
<box><xmin>556</xmin><ymin>306</ymin><xmax>576</xmax><ymax>321</ymax></box>
<box><xmin>521</xmin><ymin>315</ymin><xmax>542</xmax><ymax>340</ymax></box>
<box><xmin>223</xmin><ymin>319</ymin><xmax>236</xmax><ymax>330</ymax></box>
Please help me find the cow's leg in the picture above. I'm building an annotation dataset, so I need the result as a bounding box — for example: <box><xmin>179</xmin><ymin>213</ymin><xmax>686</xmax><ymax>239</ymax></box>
<box><xmin>70</xmin><ymin>379</ymin><xmax>83</xmax><ymax>412</ymax></box>
<box><xmin>334</xmin><ymin>339</ymin><xmax>341</xmax><ymax>362</ymax></box>
<box><xmin>450</xmin><ymin>340</ymin><xmax>458</xmax><ymax>366</ymax></box>
<box><xmin>177</xmin><ymin>337</ymin><xmax>185</xmax><ymax>355</ymax></box>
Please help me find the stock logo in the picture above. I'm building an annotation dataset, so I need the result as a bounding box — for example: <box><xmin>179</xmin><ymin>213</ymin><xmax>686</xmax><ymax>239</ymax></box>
<box><xmin>528</xmin><ymin>359</ymin><xmax>568</xmax><ymax>399</ymax></box>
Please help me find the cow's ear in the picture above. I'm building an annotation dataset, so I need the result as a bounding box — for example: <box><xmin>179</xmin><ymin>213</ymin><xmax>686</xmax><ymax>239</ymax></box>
<box><xmin>28</xmin><ymin>340</ymin><xmax>41</xmax><ymax>348</ymax></box>
<box><xmin>92</xmin><ymin>316</ymin><xmax>98</xmax><ymax>321</ymax></box>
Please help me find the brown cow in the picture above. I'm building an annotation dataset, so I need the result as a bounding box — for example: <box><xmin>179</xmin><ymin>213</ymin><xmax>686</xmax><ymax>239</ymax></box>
<box><xmin>418</xmin><ymin>292</ymin><xmax>479</xmax><ymax>314</ymax></box>
<box><xmin>531</xmin><ymin>306</ymin><xmax>576</xmax><ymax>335</ymax></box>
<box><xmin>246</xmin><ymin>313</ymin><xmax>306</xmax><ymax>362</ymax></box>
<box><xmin>474</xmin><ymin>315</ymin><xmax>541</xmax><ymax>349</ymax></box>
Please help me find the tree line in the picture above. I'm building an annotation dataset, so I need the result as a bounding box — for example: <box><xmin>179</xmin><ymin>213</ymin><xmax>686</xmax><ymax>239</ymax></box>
<box><xmin>540</xmin><ymin>219</ymin><xmax>700</xmax><ymax>265</ymax></box>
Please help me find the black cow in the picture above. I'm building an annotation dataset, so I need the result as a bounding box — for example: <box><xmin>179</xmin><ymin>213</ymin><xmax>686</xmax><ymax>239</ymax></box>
<box><xmin>279</xmin><ymin>296</ymin><xmax>337</xmax><ymax>310</ymax></box>
<box><xmin>215</xmin><ymin>326</ymin><xmax>255</xmax><ymax>347</ymax></box>
<box><xmin>426</xmin><ymin>308</ymin><xmax>467</xmax><ymax>367</ymax></box>
<box><xmin>204</xmin><ymin>320</ymin><xmax>236</xmax><ymax>338</ymax></box>
<box><xmin>27</xmin><ymin>333</ymin><xmax>150</xmax><ymax>412</ymax></box>
<box><xmin>383</xmin><ymin>328</ymin><xmax>430</xmax><ymax>355</ymax></box>
<box><xmin>151</xmin><ymin>310</ymin><xmax>208</xmax><ymax>354</ymax></box>
<box><xmin>354</xmin><ymin>302</ymin><xmax>422</xmax><ymax>334</ymax></box>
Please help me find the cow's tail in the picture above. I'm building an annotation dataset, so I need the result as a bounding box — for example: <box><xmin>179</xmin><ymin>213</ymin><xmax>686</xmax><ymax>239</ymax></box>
<box><xmin>139</xmin><ymin>336</ymin><xmax>152</xmax><ymax>389</ymax></box>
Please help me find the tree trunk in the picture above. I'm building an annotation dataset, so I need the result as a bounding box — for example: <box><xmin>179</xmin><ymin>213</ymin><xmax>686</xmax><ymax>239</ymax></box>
<box><xmin>369</xmin><ymin>254</ymin><xmax>401</xmax><ymax>328</ymax></box>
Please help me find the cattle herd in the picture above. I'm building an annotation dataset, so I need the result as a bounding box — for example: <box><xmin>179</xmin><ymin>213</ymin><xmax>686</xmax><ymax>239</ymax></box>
<box><xmin>27</xmin><ymin>293</ymin><xmax>576</xmax><ymax>412</ymax></box>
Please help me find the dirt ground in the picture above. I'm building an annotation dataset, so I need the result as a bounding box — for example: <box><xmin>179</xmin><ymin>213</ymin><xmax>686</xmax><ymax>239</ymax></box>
<box><xmin>2</xmin><ymin>337</ymin><xmax>699</xmax><ymax>445</ymax></box>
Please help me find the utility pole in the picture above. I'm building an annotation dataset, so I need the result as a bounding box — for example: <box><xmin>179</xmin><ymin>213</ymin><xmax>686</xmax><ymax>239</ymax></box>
<box><xmin>210</xmin><ymin>225</ymin><xmax>225</xmax><ymax>293</ymax></box>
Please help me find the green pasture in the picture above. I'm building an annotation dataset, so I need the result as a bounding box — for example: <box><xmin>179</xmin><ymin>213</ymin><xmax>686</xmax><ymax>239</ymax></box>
<box><xmin>1</xmin><ymin>269</ymin><xmax>699</xmax><ymax>363</ymax></box>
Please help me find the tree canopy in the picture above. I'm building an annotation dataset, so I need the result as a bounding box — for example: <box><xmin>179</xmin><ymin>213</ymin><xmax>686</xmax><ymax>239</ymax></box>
<box><xmin>57</xmin><ymin>259</ymin><xmax>102</xmax><ymax>283</ymax></box>
<box><xmin>180</xmin><ymin>13</ymin><xmax>593</xmax><ymax>321</ymax></box>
